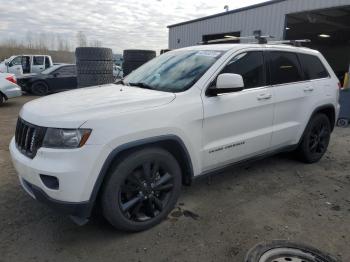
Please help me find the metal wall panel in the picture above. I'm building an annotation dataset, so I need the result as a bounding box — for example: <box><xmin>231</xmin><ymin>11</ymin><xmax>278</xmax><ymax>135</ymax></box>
<box><xmin>168</xmin><ymin>0</ymin><xmax>350</xmax><ymax>49</ymax></box>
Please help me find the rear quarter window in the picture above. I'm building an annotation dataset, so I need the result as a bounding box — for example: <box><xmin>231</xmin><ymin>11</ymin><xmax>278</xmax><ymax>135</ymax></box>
<box><xmin>298</xmin><ymin>53</ymin><xmax>329</xmax><ymax>80</ymax></box>
<box><xmin>268</xmin><ymin>51</ymin><xmax>303</xmax><ymax>85</ymax></box>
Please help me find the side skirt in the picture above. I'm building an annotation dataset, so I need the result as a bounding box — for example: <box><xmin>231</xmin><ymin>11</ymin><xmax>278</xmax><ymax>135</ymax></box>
<box><xmin>192</xmin><ymin>144</ymin><xmax>298</xmax><ymax>182</ymax></box>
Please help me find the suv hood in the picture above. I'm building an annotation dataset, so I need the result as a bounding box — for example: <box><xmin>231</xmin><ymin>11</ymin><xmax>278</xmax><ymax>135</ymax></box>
<box><xmin>20</xmin><ymin>84</ymin><xmax>176</xmax><ymax>128</ymax></box>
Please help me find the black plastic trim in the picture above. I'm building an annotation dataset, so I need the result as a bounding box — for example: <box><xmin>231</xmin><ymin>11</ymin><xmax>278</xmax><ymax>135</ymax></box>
<box><xmin>85</xmin><ymin>135</ymin><xmax>194</xmax><ymax>216</ymax></box>
<box><xmin>23</xmin><ymin>180</ymin><xmax>90</xmax><ymax>218</ymax></box>
<box><xmin>193</xmin><ymin>144</ymin><xmax>297</xmax><ymax>182</ymax></box>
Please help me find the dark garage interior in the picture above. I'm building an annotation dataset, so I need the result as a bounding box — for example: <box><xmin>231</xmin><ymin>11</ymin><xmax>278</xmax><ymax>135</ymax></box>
<box><xmin>285</xmin><ymin>6</ymin><xmax>350</xmax><ymax>84</ymax></box>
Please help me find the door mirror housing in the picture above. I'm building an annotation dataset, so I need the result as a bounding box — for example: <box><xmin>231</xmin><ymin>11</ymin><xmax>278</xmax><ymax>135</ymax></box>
<box><xmin>207</xmin><ymin>73</ymin><xmax>244</xmax><ymax>96</ymax></box>
<box><xmin>5</xmin><ymin>61</ymin><xmax>9</xmax><ymax>67</ymax></box>
<box><xmin>53</xmin><ymin>72</ymin><xmax>60</xmax><ymax>77</ymax></box>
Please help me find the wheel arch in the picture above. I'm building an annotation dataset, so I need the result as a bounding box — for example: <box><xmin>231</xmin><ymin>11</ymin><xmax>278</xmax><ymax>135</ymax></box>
<box><xmin>310</xmin><ymin>104</ymin><xmax>336</xmax><ymax>131</ymax></box>
<box><xmin>87</xmin><ymin>135</ymin><xmax>194</xmax><ymax>215</ymax></box>
<box><xmin>31</xmin><ymin>80</ymin><xmax>49</xmax><ymax>90</ymax></box>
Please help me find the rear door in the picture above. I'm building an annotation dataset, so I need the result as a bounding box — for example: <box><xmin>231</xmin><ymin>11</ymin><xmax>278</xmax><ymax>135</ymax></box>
<box><xmin>31</xmin><ymin>56</ymin><xmax>45</xmax><ymax>73</ymax></box>
<box><xmin>267</xmin><ymin>50</ymin><xmax>314</xmax><ymax>149</ymax></box>
<box><xmin>49</xmin><ymin>66</ymin><xmax>77</xmax><ymax>91</ymax></box>
<box><xmin>201</xmin><ymin>50</ymin><xmax>274</xmax><ymax>171</ymax></box>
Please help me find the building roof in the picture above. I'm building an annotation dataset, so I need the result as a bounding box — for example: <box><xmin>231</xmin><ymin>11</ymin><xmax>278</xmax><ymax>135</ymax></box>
<box><xmin>167</xmin><ymin>0</ymin><xmax>288</xmax><ymax>28</ymax></box>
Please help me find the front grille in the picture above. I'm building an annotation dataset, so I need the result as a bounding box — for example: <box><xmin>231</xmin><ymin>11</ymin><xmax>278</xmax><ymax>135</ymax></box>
<box><xmin>15</xmin><ymin>118</ymin><xmax>46</xmax><ymax>159</ymax></box>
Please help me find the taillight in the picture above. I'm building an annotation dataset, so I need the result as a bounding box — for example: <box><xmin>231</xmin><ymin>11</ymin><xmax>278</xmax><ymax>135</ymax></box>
<box><xmin>5</xmin><ymin>75</ymin><xmax>17</xmax><ymax>84</ymax></box>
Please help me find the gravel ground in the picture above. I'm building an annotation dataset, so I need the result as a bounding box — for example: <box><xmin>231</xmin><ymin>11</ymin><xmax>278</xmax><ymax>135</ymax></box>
<box><xmin>1</xmin><ymin>96</ymin><xmax>350</xmax><ymax>262</ymax></box>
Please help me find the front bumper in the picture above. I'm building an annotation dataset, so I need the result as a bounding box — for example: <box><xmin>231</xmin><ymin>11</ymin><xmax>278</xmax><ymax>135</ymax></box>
<box><xmin>9</xmin><ymin>137</ymin><xmax>108</xmax><ymax>217</ymax></box>
<box><xmin>20</xmin><ymin>178</ymin><xmax>91</xmax><ymax>218</ymax></box>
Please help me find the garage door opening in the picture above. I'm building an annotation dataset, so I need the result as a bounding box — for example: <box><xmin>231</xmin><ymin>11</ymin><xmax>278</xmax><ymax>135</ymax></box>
<box><xmin>202</xmin><ymin>31</ymin><xmax>240</xmax><ymax>44</ymax></box>
<box><xmin>285</xmin><ymin>6</ymin><xmax>350</xmax><ymax>85</ymax></box>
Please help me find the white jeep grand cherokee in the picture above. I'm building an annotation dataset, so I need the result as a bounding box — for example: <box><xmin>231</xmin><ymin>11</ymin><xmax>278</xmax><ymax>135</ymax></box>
<box><xmin>10</xmin><ymin>44</ymin><xmax>340</xmax><ymax>231</ymax></box>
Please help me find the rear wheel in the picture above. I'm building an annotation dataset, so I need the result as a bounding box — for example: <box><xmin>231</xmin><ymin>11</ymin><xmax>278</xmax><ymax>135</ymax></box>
<box><xmin>297</xmin><ymin>114</ymin><xmax>331</xmax><ymax>163</ymax></box>
<box><xmin>101</xmin><ymin>148</ymin><xmax>182</xmax><ymax>232</ymax></box>
<box><xmin>31</xmin><ymin>81</ymin><xmax>49</xmax><ymax>96</ymax></box>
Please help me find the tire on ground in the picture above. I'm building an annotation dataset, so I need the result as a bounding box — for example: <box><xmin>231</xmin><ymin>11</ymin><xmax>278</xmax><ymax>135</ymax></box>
<box><xmin>75</xmin><ymin>47</ymin><xmax>114</xmax><ymax>88</ymax></box>
<box><xmin>297</xmin><ymin>113</ymin><xmax>331</xmax><ymax>163</ymax></box>
<box><xmin>101</xmin><ymin>147</ymin><xmax>182</xmax><ymax>232</ymax></box>
<box><xmin>245</xmin><ymin>240</ymin><xmax>338</xmax><ymax>262</ymax></box>
<box><xmin>75</xmin><ymin>47</ymin><xmax>113</xmax><ymax>61</ymax></box>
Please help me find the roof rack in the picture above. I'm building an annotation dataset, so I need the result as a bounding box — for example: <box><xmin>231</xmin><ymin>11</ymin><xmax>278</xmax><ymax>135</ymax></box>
<box><xmin>198</xmin><ymin>35</ymin><xmax>311</xmax><ymax>47</ymax></box>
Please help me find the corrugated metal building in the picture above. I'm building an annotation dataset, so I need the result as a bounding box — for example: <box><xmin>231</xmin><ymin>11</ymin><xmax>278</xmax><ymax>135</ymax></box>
<box><xmin>167</xmin><ymin>0</ymin><xmax>350</xmax><ymax>82</ymax></box>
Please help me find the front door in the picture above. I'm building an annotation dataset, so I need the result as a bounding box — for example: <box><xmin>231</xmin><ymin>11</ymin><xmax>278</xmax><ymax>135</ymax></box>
<box><xmin>7</xmin><ymin>56</ymin><xmax>23</xmax><ymax>75</ymax></box>
<box><xmin>201</xmin><ymin>51</ymin><xmax>274</xmax><ymax>172</ymax></box>
<box><xmin>31</xmin><ymin>56</ymin><xmax>45</xmax><ymax>73</ymax></box>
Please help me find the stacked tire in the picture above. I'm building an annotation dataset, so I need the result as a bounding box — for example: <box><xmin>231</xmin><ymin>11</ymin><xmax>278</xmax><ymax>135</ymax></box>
<box><xmin>75</xmin><ymin>47</ymin><xmax>114</xmax><ymax>88</ymax></box>
<box><xmin>122</xmin><ymin>49</ymin><xmax>156</xmax><ymax>76</ymax></box>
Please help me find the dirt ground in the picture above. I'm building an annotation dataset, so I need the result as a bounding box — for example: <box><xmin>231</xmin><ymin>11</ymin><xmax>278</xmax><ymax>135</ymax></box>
<box><xmin>1</xmin><ymin>96</ymin><xmax>350</xmax><ymax>262</ymax></box>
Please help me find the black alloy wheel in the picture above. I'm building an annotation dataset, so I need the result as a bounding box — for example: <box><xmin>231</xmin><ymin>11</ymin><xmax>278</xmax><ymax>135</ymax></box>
<box><xmin>298</xmin><ymin>114</ymin><xmax>331</xmax><ymax>163</ymax></box>
<box><xmin>101</xmin><ymin>148</ymin><xmax>182</xmax><ymax>232</ymax></box>
<box><xmin>119</xmin><ymin>161</ymin><xmax>174</xmax><ymax>222</ymax></box>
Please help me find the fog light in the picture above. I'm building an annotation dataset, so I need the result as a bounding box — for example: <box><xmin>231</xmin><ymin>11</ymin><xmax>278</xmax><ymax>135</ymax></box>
<box><xmin>40</xmin><ymin>174</ymin><xmax>59</xmax><ymax>190</ymax></box>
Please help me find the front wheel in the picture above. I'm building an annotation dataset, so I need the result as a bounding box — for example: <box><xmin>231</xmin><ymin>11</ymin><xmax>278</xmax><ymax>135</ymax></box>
<box><xmin>101</xmin><ymin>148</ymin><xmax>182</xmax><ymax>232</ymax></box>
<box><xmin>297</xmin><ymin>114</ymin><xmax>331</xmax><ymax>163</ymax></box>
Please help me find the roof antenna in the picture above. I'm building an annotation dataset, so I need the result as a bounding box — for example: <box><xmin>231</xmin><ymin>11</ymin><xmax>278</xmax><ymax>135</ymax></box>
<box><xmin>224</xmin><ymin>5</ymin><xmax>229</xmax><ymax>12</ymax></box>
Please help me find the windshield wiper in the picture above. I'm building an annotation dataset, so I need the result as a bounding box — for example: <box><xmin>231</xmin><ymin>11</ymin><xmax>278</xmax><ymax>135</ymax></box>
<box><xmin>114</xmin><ymin>78</ymin><xmax>129</xmax><ymax>86</ymax></box>
<box><xmin>128</xmin><ymin>82</ymin><xmax>155</xmax><ymax>90</ymax></box>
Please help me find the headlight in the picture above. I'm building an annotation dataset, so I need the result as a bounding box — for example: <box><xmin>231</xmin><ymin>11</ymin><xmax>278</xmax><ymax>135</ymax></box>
<box><xmin>42</xmin><ymin>128</ymin><xmax>92</xmax><ymax>149</ymax></box>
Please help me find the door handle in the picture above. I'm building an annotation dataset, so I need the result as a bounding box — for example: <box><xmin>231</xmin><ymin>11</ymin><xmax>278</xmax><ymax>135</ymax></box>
<box><xmin>303</xmin><ymin>87</ymin><xmax>314</xmax><ymax>92</ymax></box>
<box><xmin>257</xmin><ymin>93</ymin><xmax>272</xmax><ymax>100</ymax></box>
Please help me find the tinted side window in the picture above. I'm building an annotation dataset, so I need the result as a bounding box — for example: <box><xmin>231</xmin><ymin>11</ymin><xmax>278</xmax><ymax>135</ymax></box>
<box><xmin>33</xmin><ymin>56</ymin><xmax>44</xmax><ymax>65</ymax></box>
<box><xmin>298</xmin><ymin>54</ymin><xmax>329</xmax><ymax>80</ymax></box>
<box><xmin>221</xmin><ymin>51</ymin><xmax>265</xmax><ymax>89</ymax></box>
<box><xmin>55</xmin><ymin>66</ymin><xmax>76</xmax><ymax>76</ymax></box>
<box><xmin>269</xmin><ymin>51</ymin><xmax>302</xmax><ymax>85</ymax></box>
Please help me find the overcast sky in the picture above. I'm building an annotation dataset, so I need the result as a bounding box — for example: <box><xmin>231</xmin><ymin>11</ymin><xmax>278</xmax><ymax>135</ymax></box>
<box><xmin>0</xmin><ymin>0</ymin><xmax>270</xmax><ymax>53</ymax></box>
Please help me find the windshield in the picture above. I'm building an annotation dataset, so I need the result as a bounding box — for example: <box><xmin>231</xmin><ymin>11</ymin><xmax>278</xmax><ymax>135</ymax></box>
<box><xmin>124</xmin><ymin>50</ymin><xmax>224</xmax><ymax>92</ymax></box>
<box><xmin>41</xmin><ymin>65</ymin><xmax>62</xmax><ymax>74</ymax></box>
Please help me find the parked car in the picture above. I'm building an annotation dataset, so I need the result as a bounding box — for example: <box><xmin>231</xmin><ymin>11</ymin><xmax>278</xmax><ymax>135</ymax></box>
<box><xmin>0</xmin><ymin>73</ymin><xmax>22</xmax><ymax>105</ymax></box>
<box><xmin>0</xmin><ymin>55</ymin><xmax>53</xmax><ymax>76</ymax></box>
<box><xmin>10</xmin><ymin>43</ymin><xmax>340</xmax><ymax>232</ymax></box>
<box><xmin>17</xmin><ymin>64</ymin><xmax>77</xmax><ymax>95</ymax></box>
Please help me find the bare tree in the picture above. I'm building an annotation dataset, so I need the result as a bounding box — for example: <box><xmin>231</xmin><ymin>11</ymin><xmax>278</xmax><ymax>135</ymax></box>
<box><xmin>76</xmin><ymin>31</ymin><xmax>87</xmax><ymax>47</ymax></box>
<box><xmin>89</xmin><ymin>39</ymin><xmax>102</xmax><ymax>47</ymax></box>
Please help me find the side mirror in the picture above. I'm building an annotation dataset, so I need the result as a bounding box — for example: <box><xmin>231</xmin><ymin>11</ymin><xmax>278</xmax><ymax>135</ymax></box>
<box><xmin>5</xmin><ymin>61</ymin><xmax>9</xmax><ymax>67</ymax></box>
<box><xmin>53</xmin><ymin>72</ymin><xmax>59</xmax><ymax>77</ymax></box>
<box><xmin>207</xmin><ymin>73</ymin><xmax>244</xmax><ymax>96</ymax></box>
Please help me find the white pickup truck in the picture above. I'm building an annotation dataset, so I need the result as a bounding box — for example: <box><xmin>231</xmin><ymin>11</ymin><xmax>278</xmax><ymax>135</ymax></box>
<box><xmin>0</xmin><ymin>55</ymin><xmax>53</xmax><ymax>76</ymax></box>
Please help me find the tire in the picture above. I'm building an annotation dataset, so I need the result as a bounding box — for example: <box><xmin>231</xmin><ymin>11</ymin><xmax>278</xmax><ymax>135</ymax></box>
<box><xmin>337</xmin><ymin>118</ymin><xmax>349</xmax><ymax>127</ymax></box>
<box><xmin>77</xmin><ymin>73</ymin><xmax>115</xmax><ymax>87</ymax></box>
<box><xmin>122</xmin><ymin>61</ymin><xmax>147</xmax><ymax>76</ymax></box>
<box><xmin>101</xmin><ymin>147</ymin><xmax>182</xmax><ymax>232</ymax></box>
<box><xmin>245</xmin><ymin>240</ymin><xmax>338</xmax><ymax>262</ymax></box>
<box><xmin>75</xmin><ymin>47</ymin><xmax>113</xmax><ymax>61</ymax></box>
<box><xmin>31</xmin><ymin>81</ymin><xmax>49</xmax><ymax>96</ymax></box>
<box><xmin>76</xmin><ymin>61</ymin><xmax>113</xmax><ymax>74</ymax></box>
<box><xmin>297</xmin><ymin>114</ymin><xmax>331</xmax><ymax>163</ymax></box>
<box><xmin>123</xmin><ymin>50</ymin><xmax>156</xmax><ymax>62</ymax></box>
